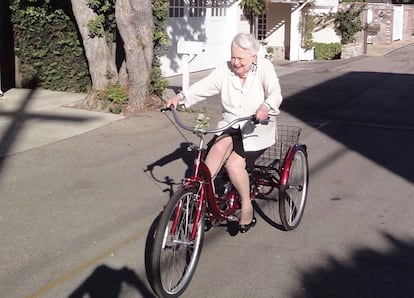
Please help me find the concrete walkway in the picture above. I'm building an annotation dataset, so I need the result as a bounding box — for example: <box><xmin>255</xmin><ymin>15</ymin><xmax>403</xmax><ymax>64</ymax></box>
<box><xmin>366</xmin><ymin>37</ymin><xmax>414</xmax><ymax>56</ymax></box>
<box><xmin>0</xmin><ymin>88</ymin><xmax>124</xmax><ymax>158</ymax></box>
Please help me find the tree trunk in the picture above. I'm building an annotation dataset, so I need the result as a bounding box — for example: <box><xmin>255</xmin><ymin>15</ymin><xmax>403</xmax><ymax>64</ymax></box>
<box><xmin>71</xmin><ymin>0</ymin><xmax>118</xmax><ymax>105</ymax></box>
<box><xmin>116</xmin><ymin>0</ymin><xmax>154</xmax><ymax>112</ymax></box>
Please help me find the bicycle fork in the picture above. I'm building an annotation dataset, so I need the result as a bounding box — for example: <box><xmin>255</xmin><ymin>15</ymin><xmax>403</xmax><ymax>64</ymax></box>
<box><xmin>170</xmin><ymin>184</ymin><xmax>205</xmax><ymax>244</ymax></box>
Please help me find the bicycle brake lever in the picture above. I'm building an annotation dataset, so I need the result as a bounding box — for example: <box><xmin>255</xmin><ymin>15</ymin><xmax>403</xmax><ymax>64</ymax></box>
<box><xmin>261</xmin><ymin>119</ymin><xmax>270</xmax><ymax>125</ymax></box>
<box><xmin>252</xmin><ymin>116</ymin><xmax>270</xmax><ymax>125</ymax></box>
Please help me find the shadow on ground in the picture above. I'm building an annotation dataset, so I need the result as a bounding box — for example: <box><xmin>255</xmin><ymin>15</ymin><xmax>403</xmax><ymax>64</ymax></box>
<box><xmin>0</xmin><ymin>86</ymin><xmax>91</xmax><ymax>169</ymax></box>
<box><xmin>291</xmin><ymin>231</ymin><xmax>414</xmax><ymax>298</ymax></box>
<box><xmin>68</xmin><ymin>264</ymin><xmax>155</xmax><ymax>298</ymax></box>
<box><xmin>281</xmin><ymin>70</ymin><xmax>414</xmax><ymax>183</ymax></box>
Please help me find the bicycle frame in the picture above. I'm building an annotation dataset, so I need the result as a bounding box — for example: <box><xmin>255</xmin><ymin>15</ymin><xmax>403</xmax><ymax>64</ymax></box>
<box><xmin>177</xmin><ymin>131</ymin><xmax>241</xmax><ymax>241</ymax></box>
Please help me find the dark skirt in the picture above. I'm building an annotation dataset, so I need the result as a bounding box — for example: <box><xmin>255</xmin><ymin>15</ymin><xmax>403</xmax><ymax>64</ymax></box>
<box><xmin>206</xmin><ymin>127</ymin><xmax>265</xmax><ymax>171</ymax></box>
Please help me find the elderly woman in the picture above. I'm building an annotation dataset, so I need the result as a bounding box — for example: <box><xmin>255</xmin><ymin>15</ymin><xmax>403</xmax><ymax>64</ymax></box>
<box><xmin>165</xmin><ymin>33</ymin><xmax>283</xmax><ymax>233</ymax></box>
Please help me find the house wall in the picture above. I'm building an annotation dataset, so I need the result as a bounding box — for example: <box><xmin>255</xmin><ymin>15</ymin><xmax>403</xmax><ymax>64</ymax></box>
<box><xmin>265</xmin><ymin>1</ymin><xmax>341</xmax><ymax>60</ymax></box>
<box><xmin>313</xmin><ymin>25</ymin><xmax>341</xmax><ymax>44</ymax></box>
<box><xmin>403</xmin><ymin>5</ymin><xmax>414</xmax><ymax>40</ymax></box>
<box><xmin>265</xmin><ymin>3</ymin><xmax>291</xmax><ymax>47</ymax></box>
<box><xmin>313</xmin><ymin>0</ymin><xmax>338</xmax><ymax>14</ymax></box>
<box><xmin>311</xmin><ymin>3</ymin><xmax>340</xmax><ymax>44</ymax></box>
<box><xmin>161</xmin><ymin>1</ymin><xmax>249</xmax><ymax>77</ymax></box>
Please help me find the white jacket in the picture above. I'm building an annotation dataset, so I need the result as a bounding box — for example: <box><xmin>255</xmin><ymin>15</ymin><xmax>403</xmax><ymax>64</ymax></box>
<box><xmin>182</xmin><ymin>58</ymin><xmax>283</xmax><ymax>151</ymax></box>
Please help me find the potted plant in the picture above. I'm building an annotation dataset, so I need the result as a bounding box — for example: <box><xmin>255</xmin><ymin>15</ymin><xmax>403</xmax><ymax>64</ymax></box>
<box><xmin>265</xmin><ymin>46</ymin><xmax>274</xmax><ymax>61</ymax></box>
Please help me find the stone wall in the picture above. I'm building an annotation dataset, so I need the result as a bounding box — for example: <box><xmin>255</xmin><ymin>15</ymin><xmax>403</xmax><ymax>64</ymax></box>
<box><xmin>403</xmin><ymin>5</ymin><xmax>414</xmax><ymax>40</ymax></box>
<box><xmin>366</xmin><ymin>3</ymin><xmax>414</xmax><ymax>45</ymax></box>
<box><xmin>273</xmin><ymin>46</ymin><xmax>285</xmax><ymax>60</ymax></box>
<box><xmin>341</xmin><ymin>42</ymin><xmax>364</xmax><ymax>59</ymax></box>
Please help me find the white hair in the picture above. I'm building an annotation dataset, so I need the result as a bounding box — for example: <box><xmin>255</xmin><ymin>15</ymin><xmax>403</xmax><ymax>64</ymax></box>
<box><xmin>231</xmin><ymin>33</ymin><xmax>260</xmax><ymax>55</ymax></box>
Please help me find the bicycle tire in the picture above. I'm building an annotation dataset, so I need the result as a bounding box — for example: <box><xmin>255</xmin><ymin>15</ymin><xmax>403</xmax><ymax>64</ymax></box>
<box><xmin>279</xmin><ymin>146</ymin><xmax>309</xmax><ymax>231</ymax></box>
<box><xmin>149</xmin><ymin>186</ymin><xmax>205</xmax><ymax>297</ymax></box>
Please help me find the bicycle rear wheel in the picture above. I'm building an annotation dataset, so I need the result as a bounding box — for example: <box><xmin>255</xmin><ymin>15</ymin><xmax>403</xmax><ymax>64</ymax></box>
<box><xmin>279</xmin><ymin>146</ymin><xmax>309</xmax><ymax>230</ymax></box>
<box><xmin>149</xmin><ymin>187</ymin><xmax>205</xmax><ymax>297</ymax></box>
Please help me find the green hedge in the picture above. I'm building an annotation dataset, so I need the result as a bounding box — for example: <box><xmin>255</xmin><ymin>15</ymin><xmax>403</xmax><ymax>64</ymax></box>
<box><xmin>11</xmin><ymin>0</ymin><xmax>168</xmax><ymax>97</ymax></box>
<box><xmin>313</xmin><ymin>42</ymin><xmax>342</xmax><ymax>60</ymax></box>
<box><xmin>11</xmin><ymin>1</ymin><xmax>91</xmax><ymax>92</ymax></box>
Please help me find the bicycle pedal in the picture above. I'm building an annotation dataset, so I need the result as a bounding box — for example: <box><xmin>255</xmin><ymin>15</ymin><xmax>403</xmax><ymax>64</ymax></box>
<box><xmin>226</xmin><ymin>215</ymin><xmax>239</xmax><ymax>222</ymax></box>
<box><xmin>204</xmin><ymin>220</ymin><xmax>212</xmax><ymax>231</ymax></box>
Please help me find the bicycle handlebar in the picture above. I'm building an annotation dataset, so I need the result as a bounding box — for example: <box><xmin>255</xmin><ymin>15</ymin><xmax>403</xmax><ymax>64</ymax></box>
<box><xmin>162</xmin><ymin>106</ymin><xmax>257</xmax><ymax>134</ymax></box>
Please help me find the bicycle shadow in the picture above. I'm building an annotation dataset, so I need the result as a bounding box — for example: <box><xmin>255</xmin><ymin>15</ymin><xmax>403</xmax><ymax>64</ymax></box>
<box><xmin>144</xmin><ymin>142</ymin><xmax>196</xmax><ymax>197</ymax></box>
<box><xmin>68</xmin><ymin>264</ymin><xmax>155</xmax><ymax>298</ymax></box>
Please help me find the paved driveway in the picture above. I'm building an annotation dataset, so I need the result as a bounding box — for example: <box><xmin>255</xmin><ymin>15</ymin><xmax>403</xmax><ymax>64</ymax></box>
<box><xmin>0</xmin><ymin>43</ymin><xmax>413</xmax><ymax>297</ymax></box>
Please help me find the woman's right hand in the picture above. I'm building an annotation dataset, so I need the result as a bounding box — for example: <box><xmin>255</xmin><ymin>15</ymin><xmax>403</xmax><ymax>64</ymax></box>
<box><xmin>164</xmin><ymin>93</ymin><xmax>182</xmax><ymax>109</ymax></box>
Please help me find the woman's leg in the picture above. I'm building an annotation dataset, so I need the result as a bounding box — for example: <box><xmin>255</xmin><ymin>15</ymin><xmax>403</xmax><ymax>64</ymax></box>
<box><xmin>225</xmin><ymin>152</ymin><xmax>253</xmax><ymax>225</ymax></box>
<box><xmin>205</xmin><ymin>135</ymin><xmax>233</xmax><ymax>178</ymax></box>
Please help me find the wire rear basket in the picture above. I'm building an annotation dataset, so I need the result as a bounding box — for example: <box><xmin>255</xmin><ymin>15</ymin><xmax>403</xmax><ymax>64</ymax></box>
<box><xmin>255</xmin><ymin>125</ymin><xmax>301</xmax><ymax>168</ymax></box>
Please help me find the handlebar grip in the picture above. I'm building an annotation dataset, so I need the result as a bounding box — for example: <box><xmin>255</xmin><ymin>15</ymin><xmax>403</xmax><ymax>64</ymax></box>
<box><xmin>160</xmin><ymin>105</ymin><xmax>174</xmax><ymax>113</ymax></box>
<box><xmin>252</xmin><ymin>116</ymin><xmax>270</xmax><ymax>125</ymax></box>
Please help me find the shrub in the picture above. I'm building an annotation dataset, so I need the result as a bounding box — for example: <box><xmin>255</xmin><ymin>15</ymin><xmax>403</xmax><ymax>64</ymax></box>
<box><xmin>334</xmin><ymin>4</ymin><xmax>365</xmax><ymax>44</ymax></box>
<box><xmin>10</xmin><ymin>0</ymin><xmax>91</xmax><ymax>92</ymax></box>
<box><xmin>97</xmin><ymin>84</ymin><xmax>128</xmax><ymax>114</ymax></box>
<box><xmin>314</xmin><ymin>42</ymin><xmax>342</xmax><ymax>60</ymax></box>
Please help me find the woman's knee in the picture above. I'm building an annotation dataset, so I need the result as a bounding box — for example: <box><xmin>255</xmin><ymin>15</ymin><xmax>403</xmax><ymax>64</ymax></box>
<box><xmin>209</xmin><ymin>137</ymin><xmax>232</xmax><ymax>156</ymax></box>
<box><xmin>225</xmin><ymin>154</ymin><xmax>246</xmax><ymax>174</ymax></box>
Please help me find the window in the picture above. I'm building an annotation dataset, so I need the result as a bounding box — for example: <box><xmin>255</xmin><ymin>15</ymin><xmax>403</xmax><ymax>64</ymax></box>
<box><xmin>169</xmin><ymin>0</ymin><xmax>184</xmax><ymax>18</ymax></box>
<box><xmin>211</xmin><ymin>0</ymin><xmax>226</xmax><ymax>17</ymax></box>
<box><xmin>257</xmin><ymin>13</ymin><xmax>267</xmax><ymax>40</ymax></box>
<box><xmin>189</xmin><ymin>0</ymin><xmax>206</xmax><ymax>17</ymax></box>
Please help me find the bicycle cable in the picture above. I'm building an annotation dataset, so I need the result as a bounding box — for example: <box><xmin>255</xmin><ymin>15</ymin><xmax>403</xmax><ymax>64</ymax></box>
<box><xmin>162</xmin><ymin>109</ymin><xmax>194</xmax><ymax>151</ymax></box>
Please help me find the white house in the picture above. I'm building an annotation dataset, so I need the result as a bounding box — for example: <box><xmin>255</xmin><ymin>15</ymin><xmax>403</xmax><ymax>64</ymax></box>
<box><xmin>160</xmin><ymin>0</ymin><xmax>339</xmax><ymax>77</ymax></box>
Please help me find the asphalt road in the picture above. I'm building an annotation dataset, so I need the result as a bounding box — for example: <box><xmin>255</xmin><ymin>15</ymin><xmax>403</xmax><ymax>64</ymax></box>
<box><xmin>1</xmin><ymin>44</ymin><xmax>414</xmax><ymax>298</ymax></box>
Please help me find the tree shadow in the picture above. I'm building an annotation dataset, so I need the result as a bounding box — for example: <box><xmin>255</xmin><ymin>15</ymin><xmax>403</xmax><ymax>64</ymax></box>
<box><xmin>292</xmin><ymin>231</ymin><xmax>414</xmax><ymax>298</ymax></box>
<box><xmin>68</xmin><ymin>264</ymin><xmax>155</xmax><ymax>298</ymax></box>
<box><xmin>0</xmin><ymin>84</ymin><xmax>96</xmax><ymax>178</ymax></box>
<box><xmin>280</xmin><ymin>70</ymin><xmax>414</xmax><ymax>183</ymax></box>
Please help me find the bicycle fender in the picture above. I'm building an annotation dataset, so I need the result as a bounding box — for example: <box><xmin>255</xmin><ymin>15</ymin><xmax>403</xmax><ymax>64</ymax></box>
<box><xmin>279</xmin><ymin>143</ymin><xmax>307</xmax><ymax>186</ymax></box>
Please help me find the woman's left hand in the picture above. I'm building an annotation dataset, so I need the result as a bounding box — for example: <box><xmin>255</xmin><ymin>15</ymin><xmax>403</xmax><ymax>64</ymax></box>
<box><xmin>255</xmin><ymin>104</ymin><xmax>269</xmax><ymax>123</ymax></box>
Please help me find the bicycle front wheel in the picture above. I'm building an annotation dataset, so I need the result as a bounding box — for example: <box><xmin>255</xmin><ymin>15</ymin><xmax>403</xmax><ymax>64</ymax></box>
<box><xmin>150</xmin><ymin>187</ymin><xmax>205</xmax><ymax>297</ymax></box>
<box><xmin>279</xmin><ymin>146</ymin><xmax>309</xmax><ymax>231</ymax></box>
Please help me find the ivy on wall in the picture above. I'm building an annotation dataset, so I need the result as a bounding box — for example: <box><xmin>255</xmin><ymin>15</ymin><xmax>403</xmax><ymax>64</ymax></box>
<box><xmin>300</xmin><ymin>5</ymin><xmax>315</xmax><ymax>50</ymax></box>
<box><xmin>334</xmin><ymin>4</ymin><xmax>365</xmax><ymax>44</ymax></box>
<box><xmin>10</xmin><ymin>0</ymin><xmax>91</xmax><ymax>92</ymax></box>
